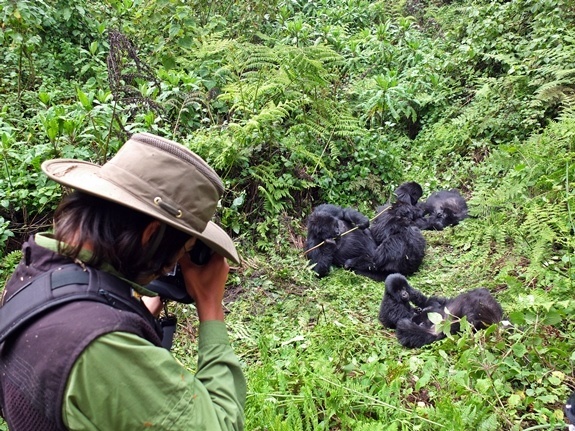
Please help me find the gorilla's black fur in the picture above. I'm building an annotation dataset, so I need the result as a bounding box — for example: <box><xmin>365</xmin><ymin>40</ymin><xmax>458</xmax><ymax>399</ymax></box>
<box><xmin>378</xmin><ymin>273</ymin><xmax>429</xmax><ymax>329</ymax></box>
<box><xmin>336</xmin><ymin>182</ymin><xmax>427</xmax><ymax>278</ymax></box>
<box><xmin>395</xmin><ymin>287</ymin><xmax>503</xmax><ymax>348</ymax></box>
<box><xmin>565</xmin><ymin>390</ymin><xmax>575</xmax><ymax>431</ymax></box>
<box><xmin>305</xmin><ymin>204</ymin><xmax>384</xmax><ymax>280</ymax></box>
<box><xmin>394</xmin><ymin>181</ymin><xmax>424</xmax><ymax>206</ymax></box>
<box><xmin>417</xmin><ymin>189</ymin><xmax>468</xmax><ymax>231</ymax></box>
<box><xmin>368</xmin><ymin>200</ymin><xmax>426</xmax><ymax>277</ymax></box>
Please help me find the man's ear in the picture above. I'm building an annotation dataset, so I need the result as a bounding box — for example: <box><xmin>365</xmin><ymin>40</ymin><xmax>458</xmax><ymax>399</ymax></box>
<box><xmin>142</xmin><ymin>220</ymin><xmax>162</xmax><ymax>246</ymax></box>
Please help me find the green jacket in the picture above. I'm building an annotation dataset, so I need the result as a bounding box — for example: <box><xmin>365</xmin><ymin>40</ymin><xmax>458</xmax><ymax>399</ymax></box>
<box><xmin>31</xmin><ymin>233</ymin><xmax>246</xmax><ymax>430</ymax></box>
<box><xmin>62</xmin><ymin>321</ymin><xmax>246</xmax><ymax>430</ymax></box>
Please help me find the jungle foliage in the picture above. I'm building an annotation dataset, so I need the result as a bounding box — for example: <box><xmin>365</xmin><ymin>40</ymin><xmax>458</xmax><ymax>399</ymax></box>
<box><xmin>1</xmin><ymin>0</ymin><xmax>575</xmax><ymax>429</ymax></box>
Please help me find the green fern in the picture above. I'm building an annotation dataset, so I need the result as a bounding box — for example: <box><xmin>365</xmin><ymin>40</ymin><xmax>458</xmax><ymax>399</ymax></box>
<box><xmin>192</xmin><ymin>33</ymin><xmax>237</xmax><ymax>59</ymax></box>
<box><xmin>534</xmin><ymin>68</ymin><xmax>575</xmax><ymax>113</ymax></box>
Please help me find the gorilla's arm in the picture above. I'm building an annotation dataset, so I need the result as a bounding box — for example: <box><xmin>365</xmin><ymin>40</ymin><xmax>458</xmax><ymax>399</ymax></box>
<box><xmin>307</xmin><ymin>240</ymin><xmax>337</xmax><ymax>277</ymax></box>
<box><xmin>396</xmin><ymin>318</ymin><xmax>444</xmax><ymax>348</ymax></box>
<box><xmin>406</xmin><ymin>285</ymin><xmax>432</xmax><ymax>308</ymax></box>
<box><xmin>341</xmin><ymin>207</ymin><xmax>370</xmax><ymax>229</ymax></box>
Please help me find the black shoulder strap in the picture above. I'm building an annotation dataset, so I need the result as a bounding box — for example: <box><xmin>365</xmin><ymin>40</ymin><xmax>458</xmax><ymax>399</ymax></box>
<box><xmin>0</xmin><ymin>265</ymin><xmax>163</xmax><ymax>345</ymax></box>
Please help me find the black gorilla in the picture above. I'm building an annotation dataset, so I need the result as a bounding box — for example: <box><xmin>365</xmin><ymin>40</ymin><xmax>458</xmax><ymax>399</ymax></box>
<box><xmin>369</xmin><ymin>203</ymin><xmax>426</xmax><ymax>277</ymax></box>
<box><xmin>376</xmin><ymin>182</ymin><xmax>425</xmax><ymax>218</ymax></box>
<box><xmin>378</xmin><ymin>273</ymin><xmax>429</xmax><ymax>329</ymax></box>
<box><xmin>396</xmin><ymin>287</ymin><xmax>504</xmax><ymax>348</ymax></box>
<box><xmin>394</xmin><ymin>181</ymin><xmax>424</xmax><ymax>206</ymax></box>
<box><xmin>305</xmin><ymin>204</ymin><xmax>384</xmax><ymax>280</ymax></box>
<box><xmin>417</xmin><ymin>189</ymin><xmax>468</xmax><ymax>231</ymax></box>
<box><xmin>565</xmin><ymin>391</ymin><xmax>575</xmax><ymax>431</ymax></box>
<box><xmin>345</xmin><ymin>182</ymin><xmax>426</xmax><ymax>278</ymax></box>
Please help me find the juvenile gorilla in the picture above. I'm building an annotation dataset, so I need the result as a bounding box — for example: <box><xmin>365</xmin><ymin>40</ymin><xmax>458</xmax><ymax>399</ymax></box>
<box><xmin>375</xmin><ymin>182</ymin><xmax>425</xmax><ymax>219</ymax></box>
<box><xmin>369</xmin><ymin>203</ymin><xmax>426</xmax><ymax>277</ymax></box>
<box><xmin>394</xmin><ymin>181</ymin><xmax>424</xmax><ymax>206</ymax></box>
<box><xmin>347</xmin><ymin>182</ymin><xmax>426</xmax><ymax>278</ymax></box>
<box><xmin>417</xmin><ymin>189</ymin><xmax>468</xmax><ymax>231</ymax></box>
<box><xmin>396</xmin><ymin>286</ymin><xmax>504</xmax><ymax>348</ymax></box>
<box><xmin>305</xmin><ymin>204</ymin><xmax>384</xmax><ymax>280</ymax></box>
<box><xmin>378</xmin><ymin>273</ymin><xmax>429</xmax><ymax>329</ymax></box>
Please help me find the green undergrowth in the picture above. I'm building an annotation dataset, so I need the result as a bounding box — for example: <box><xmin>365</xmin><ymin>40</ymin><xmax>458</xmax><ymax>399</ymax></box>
<box><xmin>1</xmin><ymin>0</ymin><xmax>575</xmax><ymax>429</ymax></box>
<box><xmin>166</xmin><ymin>217</ymin><xmax>574</xmax><ymax>430</ymax></box>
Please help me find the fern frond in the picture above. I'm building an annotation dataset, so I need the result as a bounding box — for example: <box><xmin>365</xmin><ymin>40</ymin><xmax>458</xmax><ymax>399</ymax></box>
<box><xmin>193</xmin><ymin>33</ymin><xmax>237</xmax><ymax>58</ymax></box>
<box><xmin>243</xmin><ymin>100</ymin><xmax>294</xmax><ymax>132</ymax></box>
<box><xmin>534</xmin><ymin>69</ymin><xmax>575</xmax><ymax>104</ymax></box>
<box><xmin>240</xmin><ymin>44</ymin><xmax>281</xmax><ymax>74</ymax></box>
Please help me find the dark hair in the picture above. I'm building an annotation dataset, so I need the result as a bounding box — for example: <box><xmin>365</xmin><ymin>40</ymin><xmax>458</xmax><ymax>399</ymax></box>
<box><xmin>53</xmin><ymin>191</ymin><xmax>190</xmax><ymax>282</ymax></box>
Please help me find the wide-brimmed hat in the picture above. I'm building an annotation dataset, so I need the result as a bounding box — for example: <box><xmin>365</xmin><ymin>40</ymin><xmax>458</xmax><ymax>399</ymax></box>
<box><xmin>41</xmin><ymin>132</ymin><xmax>240</xmax><ymax>264</ymax></box>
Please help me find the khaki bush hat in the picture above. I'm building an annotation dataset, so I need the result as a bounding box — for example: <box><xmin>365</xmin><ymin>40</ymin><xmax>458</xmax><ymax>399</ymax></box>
<box><xmin>41</xmin><ymin>132</ymin><xmax>240</xmax><ymax>264</ymax></box>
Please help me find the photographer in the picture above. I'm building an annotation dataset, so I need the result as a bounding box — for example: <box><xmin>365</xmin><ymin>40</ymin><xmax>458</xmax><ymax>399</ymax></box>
<box><xmin>0</xmin><ymin>133</ymin><xmax>246</xmax><ymax>430</ymax></box>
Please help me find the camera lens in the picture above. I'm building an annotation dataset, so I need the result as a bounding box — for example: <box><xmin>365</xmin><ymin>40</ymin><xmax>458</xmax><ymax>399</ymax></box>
<box><xmin>188</xmin><ymin>240</ymin><xmax>213</xmax><ymax>265</ymax></box>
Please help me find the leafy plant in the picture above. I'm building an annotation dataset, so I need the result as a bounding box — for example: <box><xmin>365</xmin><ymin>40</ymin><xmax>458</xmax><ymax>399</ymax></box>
<box><xmin>1</xmin><ymin>0</ymin><xmax>575</xmax><ymax>429</ymax></box>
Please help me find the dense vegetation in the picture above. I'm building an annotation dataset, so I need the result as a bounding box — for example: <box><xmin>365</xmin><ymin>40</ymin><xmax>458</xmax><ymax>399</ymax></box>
<box><xmin>1</xmin><ymin>0</ymin><xmax>574</xmax><ymax>429</ymax></box>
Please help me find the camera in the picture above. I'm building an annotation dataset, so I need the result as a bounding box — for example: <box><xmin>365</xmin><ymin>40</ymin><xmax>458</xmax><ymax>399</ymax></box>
<box><xmin>187</xmin><ymin>238</ymin><xmax>213</xmax><ymax>267</ymax></box>
<box><xmin>146</xmin><ymin>240</ymin><xmax>213</xmax><ymax>303</ymax></box>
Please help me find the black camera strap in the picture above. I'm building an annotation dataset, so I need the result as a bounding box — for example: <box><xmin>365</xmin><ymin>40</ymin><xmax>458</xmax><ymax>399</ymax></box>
<box><xmin>0</xmin><ymin>265</ymin><xmax>171</xmax><ymax>349</ymax></box>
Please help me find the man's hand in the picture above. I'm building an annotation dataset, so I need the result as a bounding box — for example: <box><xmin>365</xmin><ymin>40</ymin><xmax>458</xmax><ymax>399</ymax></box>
<box><xmin>178</xmin><ymin>252</ymin><xmax>229</xmax><ymax>322</ymax></box>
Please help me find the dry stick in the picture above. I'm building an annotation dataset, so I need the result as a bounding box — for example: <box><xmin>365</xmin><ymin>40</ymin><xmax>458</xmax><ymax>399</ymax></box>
<box><xmin>303</xmin><ymin>205</ymin><xmax>391</xmax><ymax>256</ymax></box>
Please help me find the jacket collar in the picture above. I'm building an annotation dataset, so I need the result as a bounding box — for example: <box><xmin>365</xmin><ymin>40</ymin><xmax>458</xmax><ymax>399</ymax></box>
<box><xmin>35</xmin><ymin>233</ymin><xmax>157</xmax><ymax>297</ymax></box>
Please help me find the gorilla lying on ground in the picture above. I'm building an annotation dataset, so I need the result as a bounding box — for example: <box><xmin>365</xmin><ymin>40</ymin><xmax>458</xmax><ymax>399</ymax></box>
<box><xmin>305</xmin><ymin>204</ymin><xmax>385</xmax><ymax>280</ymax></box>
<box><xmin>378</xmin><ymin>273</ymin><xmax>503</xmax><ymax>348</ymax></box>
<box><xmin>385</xmin><ymin>181</ymin><xmax>468</xmax><ymax>231</ymax></box>
<box><xmin>417</xmin><ymin>189</ymin><xmax>469</xmax><ymax>231</ymax></box>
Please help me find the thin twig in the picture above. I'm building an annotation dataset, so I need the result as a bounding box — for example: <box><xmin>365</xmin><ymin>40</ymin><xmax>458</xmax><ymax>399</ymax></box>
<box><xmin>303</xmin><ymin>205</ymin><xmax>391</xmax><ymax>255</ymax></box>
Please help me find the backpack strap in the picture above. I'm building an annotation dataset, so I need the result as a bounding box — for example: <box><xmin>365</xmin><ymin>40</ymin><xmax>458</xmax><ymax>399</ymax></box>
<box><xmin>0</xmin><ymin>264</ymin><xmax>163</xmax><ymax>345</ymax></box>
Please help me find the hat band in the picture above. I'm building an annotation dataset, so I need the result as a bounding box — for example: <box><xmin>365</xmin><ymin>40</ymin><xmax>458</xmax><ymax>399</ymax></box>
<box><xmin>98</xmin><ymin>164</ymin><xmax>209</xmax><ymax>232</ymax></box>
<box><xmin>153</xmin><ymin>197</ymin><xmax>182</xmax><ymax>218</ymax></box>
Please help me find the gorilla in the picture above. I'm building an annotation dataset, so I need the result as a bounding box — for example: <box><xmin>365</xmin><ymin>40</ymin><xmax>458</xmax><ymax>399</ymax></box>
<box><xmin>394</xmin><ymin>181</ymin><xmax>424</xmax><ymax>206</ymax></box>
<box><xmin>368</xmin><ymin>202</ymin><xmax>426</xmax><ymax>277</ymax></box>
<box><xmin>378</xmin><ymin>273</ymin><xmax>429</xmax><ymax>329</ymax></box>
<box><xmin>376</xmin><ymin>182</ymin><xmax>425</xmax><ymax>219</ymax></box>
<box><xmin>305</xmin><ymin>204</ymin><xmax>384</xmax><ymax>280</ymax></box>
<box><xmin>340</xmin><ymin>182</ymin><xmax>426</xmax><ymax>278</ymax></box>
<box><xmin>395</xmin><ymin>286</ymin><xmax>504</xmax><ymax>348</ymax></box>
<box><xmin>417</xmin><ymin>189</ymin><xmax>468</xmax><ymax>231</ymax></box>
<box><xmin>377</xmin><ymin>274</ymin><xmax>503</xmax><ymax>348</ymax></box>
<box><xmin>565</xmin><ymin>390</ymin><xmax>575</xmax><ymax>431</ymax></box>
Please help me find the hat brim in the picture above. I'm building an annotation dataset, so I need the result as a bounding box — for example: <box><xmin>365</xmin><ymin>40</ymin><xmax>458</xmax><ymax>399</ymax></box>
<box><xmin>42</xmin><ymin>159</ymin><xmax>240</xmax><ymax>264</ymax></box>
